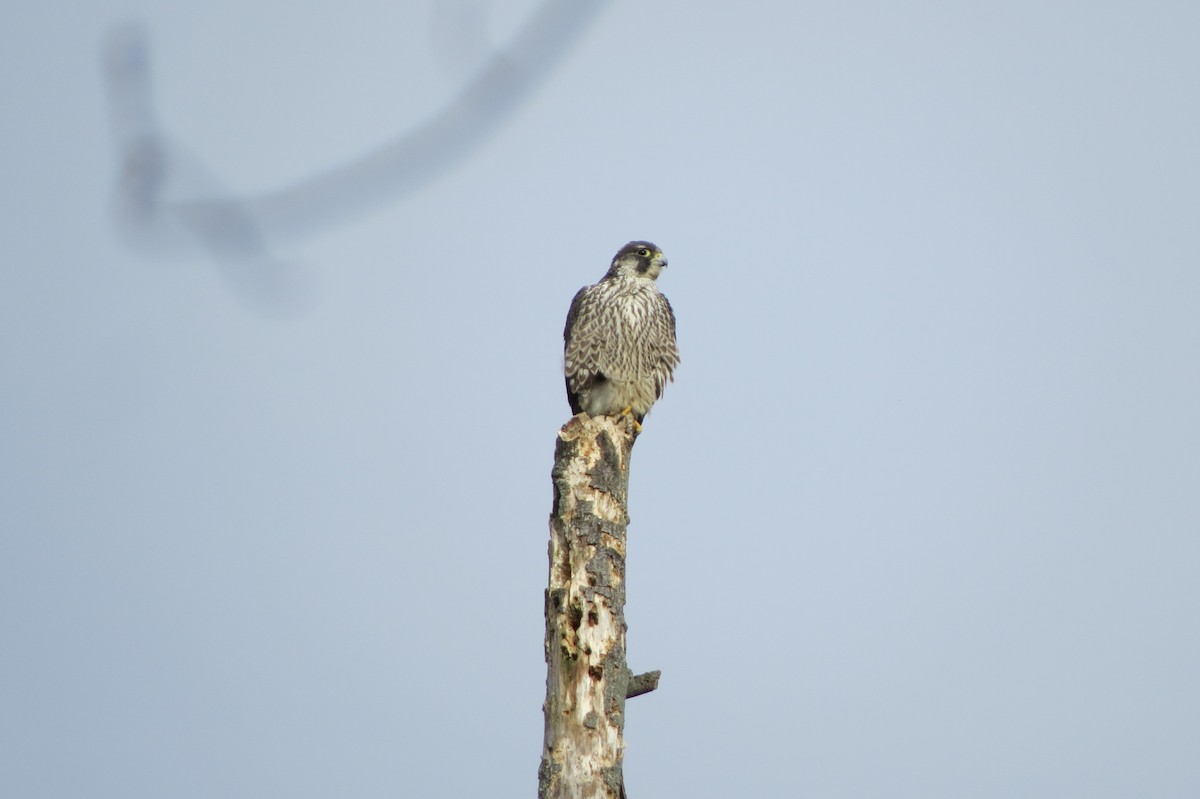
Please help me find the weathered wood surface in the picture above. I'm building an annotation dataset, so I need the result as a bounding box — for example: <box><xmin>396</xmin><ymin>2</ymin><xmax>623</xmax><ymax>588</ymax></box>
<box><xmin>539</xmin><ymin>414</ymin><xmax>657</xmax><ymax>799</ymax></box>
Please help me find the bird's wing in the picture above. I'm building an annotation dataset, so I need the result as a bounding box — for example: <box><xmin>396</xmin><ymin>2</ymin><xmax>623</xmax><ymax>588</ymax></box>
<box><xmin>564</xmin><ymin>284</ymin><xmax>601</xmax><ymax>411</ymax></box>
<box><xmin>648</xmin><ymin>292</ymin><xmax>681</xmax><ymax>398</ymax></box>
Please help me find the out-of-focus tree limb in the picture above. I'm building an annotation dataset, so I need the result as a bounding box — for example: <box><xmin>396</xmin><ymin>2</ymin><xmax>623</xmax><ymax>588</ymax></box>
<box><xmin>102</xmin><ymin>1</ymin><xmax>608</xmax><ymax>294</ymax></box>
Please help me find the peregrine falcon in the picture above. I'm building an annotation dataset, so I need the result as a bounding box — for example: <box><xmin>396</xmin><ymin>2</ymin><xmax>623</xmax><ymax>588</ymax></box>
<box><xmin>564</xmin><ymin>241</ymin><xmax>680</xmax><ymax>426</ymax></box>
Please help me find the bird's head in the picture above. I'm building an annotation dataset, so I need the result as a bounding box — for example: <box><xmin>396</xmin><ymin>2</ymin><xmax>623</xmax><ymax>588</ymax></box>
<box><xmin>607</xmin><ymin>240</ymin><xmax>667</xmax><ymax>280</ymax></box>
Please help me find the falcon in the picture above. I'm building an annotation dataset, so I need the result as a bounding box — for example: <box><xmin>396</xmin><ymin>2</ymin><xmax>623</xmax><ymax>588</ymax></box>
<box><xmin>564</xmin><ymin>241</ymin><xmax>680</xmax><ymax>427</ymax></box>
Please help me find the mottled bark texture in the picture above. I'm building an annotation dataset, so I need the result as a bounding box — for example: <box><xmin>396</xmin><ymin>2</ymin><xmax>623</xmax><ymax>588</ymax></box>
<box><xmin>539</xmin><ymin>414</ymin><xmax>657</xmax><ymax>799</ymax></box>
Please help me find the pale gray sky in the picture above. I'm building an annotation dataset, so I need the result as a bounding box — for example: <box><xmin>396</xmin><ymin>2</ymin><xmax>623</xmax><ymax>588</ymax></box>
<box><xmin>3</xmin><ymin>1</ymin><xmax>1198</xmax><ymax>797</ymax></box>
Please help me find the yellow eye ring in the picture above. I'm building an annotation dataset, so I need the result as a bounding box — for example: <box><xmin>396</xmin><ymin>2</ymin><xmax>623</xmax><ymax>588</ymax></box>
<box><xmin>637</xmin><ymin>247</ymin><xmax>650</xmax><ymax>257</ymax></box>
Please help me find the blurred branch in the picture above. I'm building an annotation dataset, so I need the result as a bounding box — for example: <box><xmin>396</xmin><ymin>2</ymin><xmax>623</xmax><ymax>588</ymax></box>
<box><xmin>102</xmin><ymin>1</ymin><xmax>608</xmax><ymax>293</ymax></box>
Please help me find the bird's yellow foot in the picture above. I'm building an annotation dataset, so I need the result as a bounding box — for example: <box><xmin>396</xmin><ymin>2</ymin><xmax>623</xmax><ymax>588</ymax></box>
<box><xmin>619</xmin><ymin>406</ymin><xmax>642</xmax><ymax>433</ymax></box>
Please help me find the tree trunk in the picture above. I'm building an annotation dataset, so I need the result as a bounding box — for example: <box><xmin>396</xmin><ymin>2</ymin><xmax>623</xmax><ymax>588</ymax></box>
<box><xmin>539</xmin><ymin>414</ymin><xmax>657</xmax><ymax>799</ymax></box>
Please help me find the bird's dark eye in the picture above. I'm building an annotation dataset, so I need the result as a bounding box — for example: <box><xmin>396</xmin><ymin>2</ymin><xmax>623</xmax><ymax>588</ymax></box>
<box><xmin>637</xmin><ymin>248</ymin><xmax>650</xmax><ymax>257</ymax></box>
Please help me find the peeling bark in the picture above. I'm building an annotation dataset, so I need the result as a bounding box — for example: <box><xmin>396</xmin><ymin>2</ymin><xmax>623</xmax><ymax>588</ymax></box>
<box><xmin>539</xmin><ymin>414</ymin><xmax>656</xmax><ymax>799</ymax></box>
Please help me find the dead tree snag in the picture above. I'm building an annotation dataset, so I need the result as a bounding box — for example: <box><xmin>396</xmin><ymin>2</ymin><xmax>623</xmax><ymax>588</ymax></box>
<box><xmin>539</xmin><ymin>414</ymin><xmax>659</xmax><ymax>799</ymax></box>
